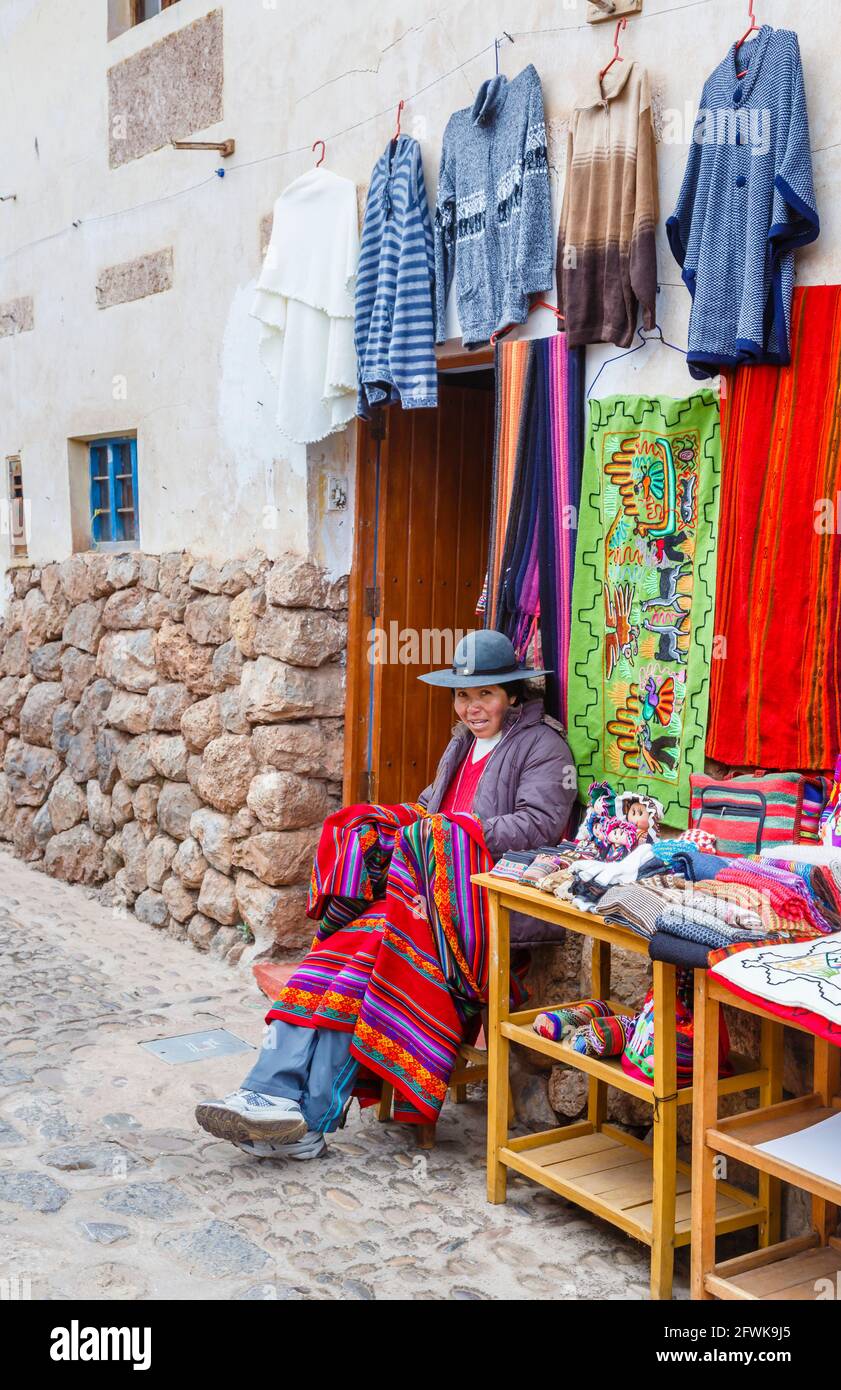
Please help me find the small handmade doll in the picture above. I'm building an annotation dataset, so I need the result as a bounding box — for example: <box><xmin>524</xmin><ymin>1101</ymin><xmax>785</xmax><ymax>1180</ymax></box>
<box><xmin>614</xmin><ymin>790</ymin><xmax>664</xmax><ymax>844</ymax></box>
<box><xmin>576</xmin><ymin>781</ymin><xmax>616</xmax><ymax>854</ymax></box>
<box><xmin>600</xmin><ymin>816</ymin><xmax>639</xmax><ymax>862</ymax></box>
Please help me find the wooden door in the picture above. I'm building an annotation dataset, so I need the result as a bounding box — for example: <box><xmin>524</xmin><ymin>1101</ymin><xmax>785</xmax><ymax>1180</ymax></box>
<box><xmin>345</xmin><ymin>375</ymin><xmax>494</xmax><ymax>806</ymax></box>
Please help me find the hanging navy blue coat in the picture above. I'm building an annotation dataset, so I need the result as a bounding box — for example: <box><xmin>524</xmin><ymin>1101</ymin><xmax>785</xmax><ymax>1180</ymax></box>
<box><xmin>667</xmin><ymin>26</ymin><xmax>819</xmax><ymax>380</ymax></box>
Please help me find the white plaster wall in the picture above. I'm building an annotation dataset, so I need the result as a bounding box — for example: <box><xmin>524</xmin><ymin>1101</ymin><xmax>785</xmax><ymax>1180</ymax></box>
<box><xmin>1</xmin><ymin>0</ymin><xmax>840</xmax><ymax>582</ymax></box>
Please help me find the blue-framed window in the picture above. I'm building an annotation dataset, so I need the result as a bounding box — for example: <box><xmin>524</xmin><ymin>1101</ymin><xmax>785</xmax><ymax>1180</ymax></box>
<box><xmin>89</xmin><ymin>438</ymin><xmax>139</xmax><ymax>546</ymax></box>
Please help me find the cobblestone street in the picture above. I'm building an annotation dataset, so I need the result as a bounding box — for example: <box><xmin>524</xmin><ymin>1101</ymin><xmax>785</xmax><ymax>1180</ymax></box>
<box><xmin>0</xmin><ymin>848</ymin><xmax>677</xmax><ymax>1301</ymax></box>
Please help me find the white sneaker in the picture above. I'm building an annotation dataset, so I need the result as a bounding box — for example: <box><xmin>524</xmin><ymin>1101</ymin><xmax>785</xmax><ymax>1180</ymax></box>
<box><xmin>235</xmin><ymin>1130</ymin><xmax>327</xmax><ymax>1161</ymax></box>
<box><xmin>195</xmin><ymin>1089</ymin><xmax>307</xmax><ymax>1146</ymax></box>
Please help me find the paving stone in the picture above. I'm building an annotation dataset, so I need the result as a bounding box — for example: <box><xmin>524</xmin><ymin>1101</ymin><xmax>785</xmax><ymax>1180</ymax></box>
<box><xmin>0</xmin><ymin>1169</ymin><xmax>70</xmax><ymax>1212</ymax></box>
<box><xmin>0</xmin><ymin>1119</ymin><xmax>26</xmax><ymax>1145</ymax></box>
<box><xmin>77</xmin><ymin>1220</ymin><xmax>132</xmax><ymax>1245</ymax></box>
<box><xmin>44</xmin><ymin>1141</ymin><xmax>142</xmax><ymax>1174</ymax></box>
<box><xmin>160</xmin><ymin>1219</ymin><xmax>269</xmax><ymax>1277</ymax></box>
<box><xmin>101</xmin><ymin>1181</ymin><xmax>193</xmax><ymax>1219</ymax></box>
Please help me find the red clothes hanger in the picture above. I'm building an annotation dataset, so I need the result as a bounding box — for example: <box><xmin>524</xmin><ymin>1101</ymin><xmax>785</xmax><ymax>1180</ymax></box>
<box><xmin>599</xmin><ymin>18</ymin><xmax>627</xmax><ymax>83</ymax></box>
<box><xmin>735</xmin><ymin>1</ymin><xmax>760</xmax><ymax>80</ymax></box>
<box><xmin>490</xmin><ymin>301</ymin><xmax>565</xmax><ymax>347</ymax></box>
<box><xmin>312</xmin><ymin>139</ymin><xmax>326</xmax><ymax>167</ymax></box>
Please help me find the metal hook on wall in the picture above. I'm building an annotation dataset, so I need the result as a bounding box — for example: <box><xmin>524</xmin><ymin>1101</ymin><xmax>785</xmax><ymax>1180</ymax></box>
<box><xmin>494</xmin><ymin>31</ymin><xmax>514</xmax><ymax>76</ymax></box>
<box><xmin>312</xmin><ymin>139</ymin><xmax>326</xmax><ymax>167</ymax></box>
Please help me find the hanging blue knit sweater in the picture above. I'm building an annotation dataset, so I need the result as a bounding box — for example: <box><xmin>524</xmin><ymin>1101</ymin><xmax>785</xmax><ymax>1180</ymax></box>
<box><xmin>355</xmin><ymin>136</ymin><xmax>437</xmax><ymax>417</ymax></box>
<box><xmin>434</xmin><ymin>64</ymin><xmax>553</xmax><ymax>347</ymax></box>
<box><xmin>667</xmin><ymin>26</ymin><xmax>819</xmax><ymax>380</ymax></box>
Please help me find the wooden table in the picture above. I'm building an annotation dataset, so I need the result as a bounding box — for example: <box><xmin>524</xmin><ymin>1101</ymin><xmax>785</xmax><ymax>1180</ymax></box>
<box><xmin>473</xmin><ymin>872</ymin><xmax>769</xmax><ymax>1300</ymax></box>
<box><xmin>692</xmin><ymin>968</ymin><xmax>841</xmax><ymax>1300</ymax></box>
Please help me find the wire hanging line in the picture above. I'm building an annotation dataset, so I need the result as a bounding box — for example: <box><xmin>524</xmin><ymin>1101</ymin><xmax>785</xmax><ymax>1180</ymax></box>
<box><xmin>0</xmin><ymin>0</ymin><xmax>817</xmax><ymax>268</ymax></box>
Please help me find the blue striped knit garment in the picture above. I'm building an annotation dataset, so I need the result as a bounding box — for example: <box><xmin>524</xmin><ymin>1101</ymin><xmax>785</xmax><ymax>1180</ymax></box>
<box><xmin>667</xmin><ymin>26</ymin><xmax>819</xmax><ymax>380</ymax></box>
<box><xmin>355</xmin><ymin>136</ymin><xmax>438</xmax><ymax>417</ymax></box>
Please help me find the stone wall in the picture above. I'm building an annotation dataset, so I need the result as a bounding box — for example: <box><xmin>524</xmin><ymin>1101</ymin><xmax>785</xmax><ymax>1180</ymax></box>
<box><xmin>0</xmin><ymin>549</ymin><xmax>347</xmax><ymax>967</ymax></box>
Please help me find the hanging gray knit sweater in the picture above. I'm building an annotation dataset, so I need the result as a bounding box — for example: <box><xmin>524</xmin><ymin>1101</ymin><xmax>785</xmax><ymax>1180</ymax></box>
<box><xmin>434</xmin><ymin>64</ymin><xmax>553</xmax><ymax>347</ymax></box>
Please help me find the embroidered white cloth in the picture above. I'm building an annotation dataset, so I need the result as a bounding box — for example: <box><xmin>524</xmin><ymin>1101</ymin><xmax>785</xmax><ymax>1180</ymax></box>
<box><xmin>711</xmin><ymin>934</ymin><xmax>841</xmax><ymax>1028</ymax></box>
<box><xmin>252</xmin><ymin>168</ymin><xmax>359</xmax><ymax>444</ymax></box>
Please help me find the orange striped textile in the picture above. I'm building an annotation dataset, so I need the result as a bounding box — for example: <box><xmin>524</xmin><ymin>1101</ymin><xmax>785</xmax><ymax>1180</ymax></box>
<box><xmin>708</xmin><ymin>286</ymin><xmax>841</xmax><ymax>769</ymax></box>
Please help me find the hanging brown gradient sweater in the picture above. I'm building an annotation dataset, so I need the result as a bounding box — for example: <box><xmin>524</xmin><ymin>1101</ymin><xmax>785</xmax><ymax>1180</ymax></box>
<box><xmin>556</xmin><ymin>62</ymin><xmax>659</xmax><ymax>348</ymax></box>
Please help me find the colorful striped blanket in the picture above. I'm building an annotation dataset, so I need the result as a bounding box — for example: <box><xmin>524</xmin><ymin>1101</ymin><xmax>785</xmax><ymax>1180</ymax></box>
<box><xmin>267</xmin><ymin>803</ymin><xmax>524</xmax><ymax>1125</ymax></box>
<box><xmin>707</xmin><ymin>285</ymin><xmax>841</xmax><ymax>768</ymax></box>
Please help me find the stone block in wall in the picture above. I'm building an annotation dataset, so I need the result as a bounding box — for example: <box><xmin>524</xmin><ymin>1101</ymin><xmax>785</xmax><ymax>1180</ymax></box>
<box><xmin>22</xmin><ymin>587</ymin><xmax>69</xmax><ymax>649</ymax></box>
<box><xmin>63</xmin><ymin>600</ymin><xmax>105</xmax><ymax>654</ymax></box>
<box><xmin>181</xmin><ymin>695</ymin><xmax>222</xmax><ymax>751</ymax></box>
<box><xmin>5</xmin><ymin>739</ymin><xmax>61</xmax><ymax>806</ymax></box>
<box><xmin>20</xmin><ymin>682</ymin><xmax>64</xmax><ymax>748</ymax></box>
<box><xmin>0</xmin><ymin>296</ymin><xmax>34</xmax><ymax>337</ymax></box>
<box><xmin>61</xmin><ymin>648</ymin><xmax>97</xmax><ymax>702</ymax></box>
<box><xmin>197</xmin><ymin>867</ymin><xmax>238</xmax><ymax>927</ymax></box>
<box><xmin>187</xmin><ymin>913</ymin><xmax>218</xmax><ymax>951</ymax></box>
<box><xmin>148</xmin><ymin>682</ymin><xmax>193</xmax><ymax>732</ymax></box>
<box><xmin>44</xmin><ymin>825</ymin><xmax>104</xmax><ymax>885</ymax></box>
<box><xmin>253</xmin><ymin>609</ymin><xmax>347</xmax><ymax>667</ymax></box>
<box><xmin>31</xmin><ymin>643</ymin><xmax>63</xmax><ymax>682</ymax></box>
<box><xmin>228</xmin><ymin>587</ymin><xmax>265</xmax><ymax>659</ymax></box>
<box><xmin>2</xmin><ymin>633</ymin><xmax>30</xmax><ymax>677</ymax></box>
<box><xmin>250</xmin><ymin>719</ymin><xmax>344</xmax><ymax>780</ymax></box>
<box><xmin>97</xmin><ymin>630</ymin><xmax>157</xmax><ymax>693</ymax></box>
<box><xmin>73</xmin><ymin>679</ymin><xmax>114</xmax><ymax>732</ymax></box>
<box><xmin>157</xmin><ymin>782</ymin><xmax>201</xmax><ymax>841</ymax></box>
<box><xmin>162</xmin><ymin>874</ymin><xmax>198</xmax><ymax>924</ymax></box>
<box><xmin>46</xmin><ymin>769</ymin><xmax>88</xmax><ymax>833</ymax></box>
<box><xmin>196</xmin><ymin>734</ymin><xmax>255</xmax><ymax>813</ymax></box>
<box><xmin>106</xmin><ymin>10</ymin><xmax>223</xmax><ymax>169</ymax></box>
<box><xmin>240</xmin><ymin>656</ymin><xmax>344</xmax><ymax>723</ymax></box>
<box><xmin>189</xmin><ymin>807</ymin><xmax>233</xmax><ymax>874</ymax></box>
<box><xmin>134</xmin><ymin>889</ymin><xmax>169</xmax><ymax>928</ymax></box>
<box><xmin>230</xmin><ymin>827</ymin><xmax>320</xmax><ymax>888</ymax></box>
<box><xmin>265</xmin><ymin>555</ymin><xmax>348</xmax><ymax>611</ymax></box>
<box><xmin>234</xmin><ymin>872</ymin><xmax>311</xmax><ymax>959</ymax></box>
<box><xmin>107</xmin><ymin>690</ymin><xmax>150</xmax><ymax>735</ymax></box>
<box><xmin>171</xmin><ymin>836</ymin><xmax>207</xmax><ymax>889</ymax></box>
<box><xmin>96</xmin><ymin>249</ymin><xmax>174</xmax><ymax>311</ymax></box>
<box><xmin>184</xmin><ymin>594</ymin><xmax>231</xmax><ymax>646</ymax></box>
<box><xmin>154</xmin><ymin>620</ymin><xmax>214</xmax><ymax>695</ymax></box>
<box><xmin>246</xmin><ymin>770</ymin><xmax>330</xmax><ymax>832</ymax></box>
<box><xmin>149</xmin><ymin>734</ymin><xmax>188</xmax><ymax>782</ymax></box>
<box><xmin>145</xmin><ymin>833</ymin><xmax>178</xmax><ymax>892</ymax></box>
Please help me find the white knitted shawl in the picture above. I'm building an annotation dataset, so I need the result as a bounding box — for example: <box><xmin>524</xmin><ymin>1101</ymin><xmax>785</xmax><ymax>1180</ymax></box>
<box><xmin>252</xmin><ymin>167</ymin><xmax>359</xmax><ymax>444</ymax></box>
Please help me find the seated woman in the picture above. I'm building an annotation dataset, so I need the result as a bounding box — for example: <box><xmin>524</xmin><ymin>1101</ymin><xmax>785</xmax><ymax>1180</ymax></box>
<box><xmin>195</xmin><ymin>629</ymin><xmax>577</xmax><ymax>1160</ymax></box>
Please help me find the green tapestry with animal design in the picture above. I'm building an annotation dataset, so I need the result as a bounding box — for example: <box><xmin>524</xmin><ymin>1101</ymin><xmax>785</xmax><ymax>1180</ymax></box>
<box><xmin>568</xmin><ymin>392</ymin><xmax>721</xmax><ymax>828</ymax></box>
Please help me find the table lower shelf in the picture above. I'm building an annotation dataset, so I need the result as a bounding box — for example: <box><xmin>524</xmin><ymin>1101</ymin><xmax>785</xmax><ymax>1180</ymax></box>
<box><xmin>705</xmin><ymin>1233</ymin><xmax>841</xmax><ymax>1300</ymax></box>
<box><xmin>500</xmin><ymin>1124</ymin><xmax>762</xmax><ymax>1247</ymax></box>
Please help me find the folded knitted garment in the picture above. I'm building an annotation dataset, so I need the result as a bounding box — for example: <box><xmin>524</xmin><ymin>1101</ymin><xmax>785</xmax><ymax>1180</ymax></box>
<box><xmin>655</xmin><ymin>904</ymin><xmax>759</xmax><ymax>950</ymax></box>
<box><xmin>648</xmin><ymin>931</ymin><xmax>711</xmax><ymax>971</ymax></box>
<box><xmin>489</xmin><ymin>851</ymin><xmax>539</xmax><ymax>882</ymax></box>
<box><xmin>717</xmin><ymin>865</ymin><xmax>828</xmax><ymax>933</ymax></box>
<box><xmin>521</xmin><ymin>851</ymin><xmax>571</xmax><ymax>886</ymax></box>
<box><xmin>598</xmin><ymin>883</ymin><xmax>674</xmax><ymax>939</ymax></box>
<box><xmin>668</xmin><ymin>884</ymin><xmax>765</xmax><ymax>932</ymax></box>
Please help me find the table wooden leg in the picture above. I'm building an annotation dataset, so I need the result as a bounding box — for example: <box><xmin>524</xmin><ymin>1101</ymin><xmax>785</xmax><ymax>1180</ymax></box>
<box><xmin>377</xmin><ymin>1081</ymin><xmax>394</xmax><ymax>1122</ymax></box>
<box><xmin>651</xmin><ymin>958</ymin><xmax>677</xmax><ymax>1301</ymax></box>
<box><xmin>588</xmin><ymin>939</ymin><xmax>611</xmax><ymax>1132</ymax></box>
<box><xmin>812</xmin><ymin>1036</ymin><xmax>841</xmax><ymax>1242</ymax></box>
<box><xmin>486</xmin><ymin>894</ymin><xmax>510</xmax><ymax>1205</ymax></box>
<box><xmin>758</xmin><ymin>1018</ymin><xmax>783</xmax><ymax>1247</ymax></box>
<box><xmin>691</xmin><ymin>969</ymin><xmax>719</xmax><ymax>1301</ymax></box>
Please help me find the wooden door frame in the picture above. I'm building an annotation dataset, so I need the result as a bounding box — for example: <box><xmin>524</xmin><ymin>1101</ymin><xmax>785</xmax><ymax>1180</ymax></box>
<box><xmin>343</xmin><ymin>345</ymin><xmax>495</xmax><ymax>807</ymax></box>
